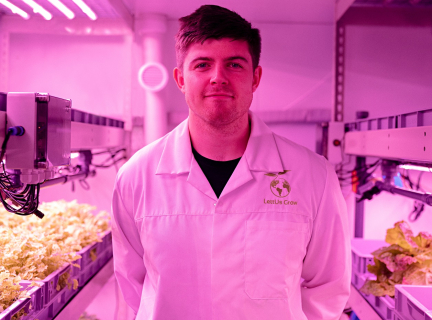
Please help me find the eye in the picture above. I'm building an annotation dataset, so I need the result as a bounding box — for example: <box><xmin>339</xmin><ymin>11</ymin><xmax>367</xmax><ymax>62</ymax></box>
<box><xmin>195</xmin><ymin>62</ymin><xmax>209</xmax><ymax>69</ymax></box>
<box><xmin>229</xmin><ymin>62</ymin><xmax>243</xmax><ymax>69</ymax></box>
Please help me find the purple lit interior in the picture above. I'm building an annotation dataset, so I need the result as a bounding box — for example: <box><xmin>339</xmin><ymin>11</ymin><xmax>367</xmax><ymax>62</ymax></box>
<box><xmin>1</xmin><ymin>1</ymin><xmax>431</xmax><ymax>319</ymax></box>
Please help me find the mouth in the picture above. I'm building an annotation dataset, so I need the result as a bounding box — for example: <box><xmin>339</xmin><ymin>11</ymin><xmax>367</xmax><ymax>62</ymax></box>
<box><xmin>205</xmin><ymin>94</ymin><xmax>234</xmax><ymax>98</ymax></box>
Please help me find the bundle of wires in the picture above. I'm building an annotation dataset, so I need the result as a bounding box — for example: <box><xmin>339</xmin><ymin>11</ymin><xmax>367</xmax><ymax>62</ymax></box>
<box><xmin>0</xmin><ymin>126</ymin><xmax>44</xmax><ymax>218</ymax></box>
<box><xmin>0</xmin><ymin>166</ymin><xmax>42</xmax><ymax>218</ymax></box>
<box><xmin>334</xmin><ymin>133</ymin><xmax>382</xmax><ymax>188</ymax></box>
<box><xmin>400</xmin><ymin>168</ymin><xmax>427</xmax><ymax>222</ymax></box>
<box><xmin>336</xmin><ymin>158</ymin><xmax>381</xmax><ymax>188</ymax></box>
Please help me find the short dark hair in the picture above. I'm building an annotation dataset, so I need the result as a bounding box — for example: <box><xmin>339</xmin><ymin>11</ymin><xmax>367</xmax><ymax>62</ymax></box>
<box><xmin>175</xmin><ymin>5</ymin><xmax>261</xmax><ymax>70</ymax></box>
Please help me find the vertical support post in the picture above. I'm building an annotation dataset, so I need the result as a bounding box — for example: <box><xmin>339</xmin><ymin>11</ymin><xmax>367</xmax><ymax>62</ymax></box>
<box><xmin>354</xmin><ymin>156</ymin><xmax>366</xmax><ymax>238</ymax></box>
<box><xmin>321</xmin><ymin>122</ymin><xmax>329</xmax><ymax>158</ymax></box>
<box><xmin>353</xmin><ymin>111</ymin><xmax>369</xmax><ymax>238</ymax></box>
<box><xmin>142</xmin><ymin>34</ymin><xmax>166</xmax><ymax>145</ymax></box>
<box><xmin>123</xmin><ymin>34</ymin><xmax>133</xmax><ymax>132</ymax></box>
<box><xmin>334</xmin><ymin>22</ymin><xmax>345</xmax><ymax>122</ymax></box>
<box><xmin>122</xmin><ymin>34</ymin><xmax>133</xmax><ymax>160</ymax></box>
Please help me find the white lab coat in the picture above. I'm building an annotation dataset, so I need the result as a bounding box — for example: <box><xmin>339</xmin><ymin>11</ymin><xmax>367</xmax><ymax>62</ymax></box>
<box><xmin>111</xmin><ymin>111</ymin><xmax>351</xmax><ymax>320</ymax></box>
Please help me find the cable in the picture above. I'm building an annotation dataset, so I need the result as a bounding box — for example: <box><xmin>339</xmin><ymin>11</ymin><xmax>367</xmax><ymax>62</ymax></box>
<box><xmin>338</xmin><ymin>160</ymin><xmax>382</xmax><ymax>188</ymax></box>
<box><xmin>92</xmin><ymin>148</ymin><xmax>126</xmax><ymax>168</ymax></box>
<box><xmin>79</xmin><ymin>179</ymin><xmax>90</xmax><ymax>190</ymax></box>
<box><xmin>416</xmin><ymin>171</ymin><xmax>424</xmax><ymax>192</ymax></box>
<box><xmin>0</xmin><ymin>126</ymin><xmax>25</xmax><ymax>163</ymax></box>
<box><xmin>0</xmin><ymin>131</ymin><xmax>12</xmax><ymax>163</ymax></box>
<box><xmin>405</xmin><ymin>170</ymin><xmax>426</xmax><ymax>221</ymax></box>
<box><xmin>92</xmin><ymin>148</ymin><xmax>126</xmax><ymax>156</ymax></box>
<box><xmin>409</xmin><ymin>201</ymin><xmax>424</xmax><ymax>222</ymax></box>
<box><xmin>0</xmin><ymin>183</ymin><xmax>43</xmax><ymax>218</ymax></box>
<box><xmin>0</xmin><ymin>125</ymin><xmax>44</xmax><ymax>218</ymax></box>
<box><xmin>93</xmin><ymin>157</ymin><xmax>127</xmax><ymax>168</ymax></box>
<box><xmin>0</xmin><ymin>143</ymin><xmax>125</xmax><ymax>218</ymax></box>
<box><xmin>337</xmin><ymin>159</ymin><xmax>381</xmax><ymax>177</ymax></box>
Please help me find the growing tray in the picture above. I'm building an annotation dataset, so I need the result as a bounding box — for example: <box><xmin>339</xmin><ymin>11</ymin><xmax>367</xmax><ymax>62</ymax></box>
<box><xmin>395</xmin><ymin>285</ymin><xmax>432</xmax><ymax>320</ymax></box>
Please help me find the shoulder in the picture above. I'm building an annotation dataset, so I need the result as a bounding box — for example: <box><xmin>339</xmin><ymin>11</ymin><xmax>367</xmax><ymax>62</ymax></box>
<box><xmin>116</xmin><ymin>133</ymin><xmax>168</xmax><ymax>187</ymax></box>
<box><xmin>273</xmin><ymin>132</ymin><xmax>327</xmax><ymax>174</ymax></box>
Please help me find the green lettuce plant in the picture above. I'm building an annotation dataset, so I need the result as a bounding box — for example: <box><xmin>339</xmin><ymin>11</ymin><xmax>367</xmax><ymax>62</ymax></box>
<box><xmin>360</xmin><ymin>221</ymin><xmax>432</xmax><ymax>297</ymax></box>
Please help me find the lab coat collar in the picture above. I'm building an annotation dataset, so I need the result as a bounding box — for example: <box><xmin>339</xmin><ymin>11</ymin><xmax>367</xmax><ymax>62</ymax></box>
<box><xmin>156</xmin><ymin>118</ymin><xmax>192</xmax><ymax>175</ymax></box>
<box><xmin>244</xmin><ymin>111</ymin><xmax>284</xmax><ymax>173</ymax></box>
<box><xmin>155</xmin><ymin>111</ymin><xmax>284</xmax><ymax>175</ymax></box>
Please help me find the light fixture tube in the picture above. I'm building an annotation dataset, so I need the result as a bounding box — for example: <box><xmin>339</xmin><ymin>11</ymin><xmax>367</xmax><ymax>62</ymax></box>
<box><xmin>0</xmin><ymin>0</ymin><xmax>29</xmax><ymax>19</ymax></box>
<box><xmin>47</xmin><ymin>0</ymin><xmax>74</xmax><ymax>19</ymax></box>
<box><xmin>22</xmin><ymin>0</ymin><xmax>52</xmax><ymax>20</ymax></box>
<box><xmin>71</xmin><ymin>0</ymin><xmax>96</xmax><ymax>20</ymax></box>
<box><xmin>399</xmin><ymin>164</ymin><xmax>432</xmax><ymax>172</ymax></box>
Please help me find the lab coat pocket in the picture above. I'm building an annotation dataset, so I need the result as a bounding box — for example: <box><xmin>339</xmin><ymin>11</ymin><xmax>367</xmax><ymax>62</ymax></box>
<box><xmin>244</xmin><ymin>220</ymin><xmax>309</xmax><ymax>300</ymax></box>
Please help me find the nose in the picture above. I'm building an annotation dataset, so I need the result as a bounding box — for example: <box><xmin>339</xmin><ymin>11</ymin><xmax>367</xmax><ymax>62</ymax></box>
<box><xmin>210</xmin><ymin>64</ymin><xmax>228</xmax><ymax>85</ymax></box>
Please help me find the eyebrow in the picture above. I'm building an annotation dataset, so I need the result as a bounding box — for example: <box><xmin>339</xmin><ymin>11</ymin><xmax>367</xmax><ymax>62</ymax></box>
<box><xmin>189</xmin><ymin>56</ymin><xmax>249</xmax><ymax>66</ymax></box>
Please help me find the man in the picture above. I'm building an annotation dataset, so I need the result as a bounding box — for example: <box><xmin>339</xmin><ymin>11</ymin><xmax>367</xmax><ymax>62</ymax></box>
<box><xmin>112</xmin><ymin>5</ymin><xmax>351</xmax><ymax>320</ymax></box>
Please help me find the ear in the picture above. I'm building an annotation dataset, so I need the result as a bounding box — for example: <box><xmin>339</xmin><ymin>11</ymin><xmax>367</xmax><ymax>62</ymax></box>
<box><xmin>173</xmin><ymin>67</ymin><xmax>186</xmax><ymax>94</ymax></box>
<box><xmin>252</xmin><ymin>66</ymin><xmax>262</xmax><ymax>93</ymax></box>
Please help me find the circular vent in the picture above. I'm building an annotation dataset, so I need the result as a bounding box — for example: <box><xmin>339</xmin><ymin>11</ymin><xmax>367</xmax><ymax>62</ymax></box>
<box><xmin>138</xmin><ymin>62</ymin><xmax>168</xmax><ymax>92</ymax></box>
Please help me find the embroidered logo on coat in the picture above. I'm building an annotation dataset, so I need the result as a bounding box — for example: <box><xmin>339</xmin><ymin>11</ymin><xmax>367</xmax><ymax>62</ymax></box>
<box><xmin>265</xmin><ymin>170</ymin><xmax>291</xmax><ymax>198</ymax></box>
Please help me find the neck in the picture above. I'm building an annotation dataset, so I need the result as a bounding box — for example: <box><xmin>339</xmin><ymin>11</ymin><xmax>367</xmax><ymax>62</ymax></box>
<box><xmin>189</xmin><ymin>113</ymin><xmax>250</xmax><ymax>161</ymax></box>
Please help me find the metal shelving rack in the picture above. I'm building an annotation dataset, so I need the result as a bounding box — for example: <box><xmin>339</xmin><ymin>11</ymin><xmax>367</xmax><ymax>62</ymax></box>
<box><xmin>55</xmin><ymin>259</ymin><xmax>114</xmax><ymax>320</ymax></box>
<box><xmin>336</xmin><ymin>1</ymin><xmax>432</xmax><ymax>319</ymax></box>
<box><xmin>344</xmin><ymin>109</ymin><xmax>432</xmax><ymax>320</ymax></box>
<box><xmin>0</xmin><ymin>92</ymin><xmax>123</xmax><ymax>320</ymax></box>
<box><xmin>344</xmin><ymin>108</ymin><xmax>432</xmax><ymax>163</ymax></box>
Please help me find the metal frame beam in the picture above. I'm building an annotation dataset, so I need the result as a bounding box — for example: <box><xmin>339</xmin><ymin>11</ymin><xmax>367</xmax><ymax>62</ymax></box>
<box><xmin>0</xmin><ymin>110</ymin><xmax>125</xmax><ymax>150</ymax></box>
<box><xmin>344</xmin><ymin>126</ymin><xmax>432</xmax><ymax>163</ymax></box>
<box><xmin>71</xmin><ymin>121</ymin><xmax>124</xmax><ymax>150</ymax></box>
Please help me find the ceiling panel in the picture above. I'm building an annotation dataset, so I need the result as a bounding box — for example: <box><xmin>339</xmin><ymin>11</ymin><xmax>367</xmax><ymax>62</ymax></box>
<box><xmin>0</xmin><ymin>0</ymin><xmax>336</xmax><ymax>23</ymax></box>
<box><xmin>127</xmin><ymin>0</ymin><xmax>336</xmax><ymax>23</ymax></box>
<box><xmin>0</xmin><ymin>0</ymin><xmax>120</xmax><ymax>19</ymax></box>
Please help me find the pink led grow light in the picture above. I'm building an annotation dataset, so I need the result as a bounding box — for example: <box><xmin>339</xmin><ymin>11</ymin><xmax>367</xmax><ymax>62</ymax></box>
<box><xmin>71</xmin><ymin>0</ymin><xmax>97</xmax><ymax>20</ymax></box>
<box><xmin>0</xmin><ymin>0</ymin><xmax>29</xmax><ymax>19</ymax></box>
<box><xmin>22</xmin><ymin>0</ymin><xmax>52</xmax><ymax>20</ymax></box>
<box><xmin>47</xmin><ymin>0</ymin><xmax>75</xmax><ymax>19</ymax></box>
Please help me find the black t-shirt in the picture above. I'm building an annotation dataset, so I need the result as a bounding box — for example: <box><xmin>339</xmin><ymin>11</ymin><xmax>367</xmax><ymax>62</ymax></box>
<box><xmin>192</xmin><ymin>147</ymin><xmax>241</xmax><ymax>198</ymax></box>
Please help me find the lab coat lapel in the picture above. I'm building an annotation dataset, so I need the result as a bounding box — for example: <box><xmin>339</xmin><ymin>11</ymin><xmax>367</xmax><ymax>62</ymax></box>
<box><xmin>219</xmin><ymin>156</ymin><xmax>253</xmax><ymax>198</ymax></box>
<box><xmin>156</xmin><ymin>117</ymin><xmax>217</xmax><ymax>200</ymax></box>
<box><xmin>156</xmin><ymin>112</ymin><xmax>284</xmax><ymax>200</ymax></box>
<box><xmin>219</xmin><ymin>112</ymin><xmax>285</xmax><ymax>198</ymax></box>
<box><xmin>187</xmin><ymin>157</ymin><xmax>218</xmax><ymax>201</ymax></box>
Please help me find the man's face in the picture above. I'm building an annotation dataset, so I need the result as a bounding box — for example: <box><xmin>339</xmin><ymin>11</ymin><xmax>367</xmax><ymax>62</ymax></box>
<box><xmin>174</xmin><ymin>38</ymin><xmax>262</xmax><ymax>128</ymax></box>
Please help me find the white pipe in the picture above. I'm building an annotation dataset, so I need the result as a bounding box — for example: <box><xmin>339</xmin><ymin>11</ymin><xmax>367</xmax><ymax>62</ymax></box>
<box><xmin>135</xmin><ymin>14</ymin><xmax>168</xmax><ymax>145</ymax></box>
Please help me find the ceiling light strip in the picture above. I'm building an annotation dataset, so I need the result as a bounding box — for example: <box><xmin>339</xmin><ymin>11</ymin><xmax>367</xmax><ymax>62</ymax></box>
<box><xmin>22</xmin><ymin>0</ymin><xmax>52</xmax><ymax>20</ymax></box>
<box><xmin>71</xmin><ymin>0</ymin><xmax>97</xmax><ymax>20</ymax></box>
<box><xmin>0</xmin><ymin>0</ymin><xmax>29</xmax><ymax>19</ymax></box>
<box><xmin>47</xmin><ymin>0</ymin><xmax>74</xmax><ymax>19</ymax></box>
